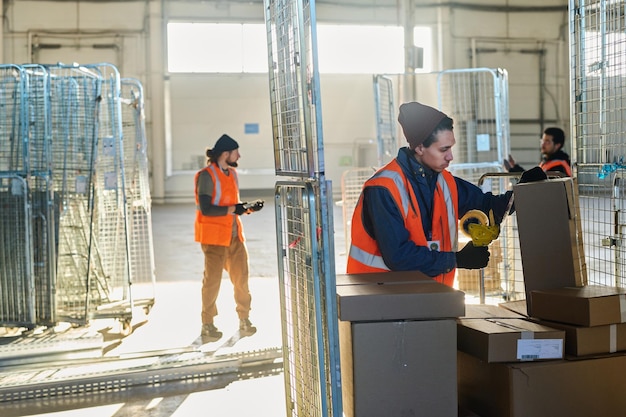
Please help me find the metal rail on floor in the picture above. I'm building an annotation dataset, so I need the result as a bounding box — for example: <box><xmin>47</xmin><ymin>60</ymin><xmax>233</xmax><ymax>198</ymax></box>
<box><xmin>0</xmin><ymin>346</ymin><xmax>282</xmax><ymax>406</ymax></box>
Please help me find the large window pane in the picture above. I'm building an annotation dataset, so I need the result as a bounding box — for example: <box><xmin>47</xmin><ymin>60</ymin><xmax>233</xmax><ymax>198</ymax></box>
<box><xmin>317</xmin><ymin>24</ymin><xmax>404</xmax><ymax>74</ymax></box>
<box><xmin>167</xmin><ymin>22</ymin><xmax>431</xmax><ymax>75</ymax></box>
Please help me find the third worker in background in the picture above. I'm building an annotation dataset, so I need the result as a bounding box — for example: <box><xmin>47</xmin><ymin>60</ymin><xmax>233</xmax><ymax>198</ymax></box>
<box><xmin>347</xmin><ymin>101</ymin><xmax>518</xmax><ymax>287</ymax></box>
<box><xmin>504</xmin><ymin>127</ymin><xmax>572</xmax><ymax>177</ymax></box>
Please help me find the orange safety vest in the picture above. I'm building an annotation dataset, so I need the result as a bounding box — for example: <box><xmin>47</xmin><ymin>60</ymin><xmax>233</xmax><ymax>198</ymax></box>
<box><xmin>194</xmin><ymin>164</ymin><xmax>244</xmax><ymax>246</ymax></box>
<box><xmin>540</xmin><ymin>159</ymin><xmax>572</xmax><ymax>177</ymax></box>
<box><xmin>347</xmin><ymin>159</ymin><xmax>459</xmax><ymax>287</ymax></box>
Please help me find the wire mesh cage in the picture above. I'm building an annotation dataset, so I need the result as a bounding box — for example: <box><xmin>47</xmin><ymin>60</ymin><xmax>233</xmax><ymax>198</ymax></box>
<box><xmin>0</xmin><ymin>62</ymin><xmax>154</xmax><ymax>331</ymax></box>
<box><xmin>0</xmin><ymin>174</ymin><xmax>35</xmax><ymax>327</ymax></box>
<box><xmin>340</xmin><ymin>167</ymin><xmax>376</xmax><ymax>255</ymax></box>
<box><xmin>47</xmin><ymin>63</ymin><xmax>106</xmax><ymax>324</ymax></box>
<box><xmin>373</xmin><ymin>74</ymin><xmax>397</xmax><ymax>167</ymax></box>
<box><xmin>438</xmin><ymin>68</ymin><xmax>510</xmax><ymax>169</ymax></box>
<box><xmin>120</xmin><ymin>78</ymin><xmax>156</xmax><ymax>307</ymax></box>
<box><xmin>0</xmin><ymin>65</ymin><xmax>28</xmax><ymax>174</ymax></box>
<box><xmin>265</xmin><ymin>0</ymin><xmax>342</xmax><ymax>416</ymax></box>
<box><xmin>23</xmin><ymin>64</ymin><xmax>57</xmax><ymax>326</ymax></box>
<box><xmin>570</xmin><ymin>0</ymin><xmax>626</xmax><ymax>287</ymax></box>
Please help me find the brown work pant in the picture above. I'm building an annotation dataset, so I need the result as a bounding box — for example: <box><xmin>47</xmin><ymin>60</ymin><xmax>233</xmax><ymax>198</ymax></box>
<box><xmin>201</xmin><ymin>238</ymin><xmax>251</xmax><ymax>325</ymax></box>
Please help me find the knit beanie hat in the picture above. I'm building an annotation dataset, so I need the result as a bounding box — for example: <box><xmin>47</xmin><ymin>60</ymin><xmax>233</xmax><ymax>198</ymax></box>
<box><xmin>212</xmin><ymin>134</ymin><xmax>239</xmax><ymax>155</ymax></box>
<box><xmin>398</xmin><ymin>102</ymin><xmax>448</xmax><ymax>149</ymax></box>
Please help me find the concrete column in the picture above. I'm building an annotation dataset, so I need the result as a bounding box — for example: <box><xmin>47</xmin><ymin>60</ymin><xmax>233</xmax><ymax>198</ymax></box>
<box><xmin>147</xmin><ymin>0</ymin><xmax>166</xmax><ymax>203</ymax></box>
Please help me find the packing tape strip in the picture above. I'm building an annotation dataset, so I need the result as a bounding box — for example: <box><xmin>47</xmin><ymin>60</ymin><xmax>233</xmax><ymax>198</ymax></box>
<box><xmin>610</xmin><ymin>324</ymin><xmax>617</xmax><ymax>353</ymax></box>
<box><xmin>621</xmin><ymin>294</ymin><xmax>626</xmax><ymax>323</ymax></box>
<box><xmin>520</xmin><ymin>330</ymin><xmax>534</xmax><ymax>340</ymax></box>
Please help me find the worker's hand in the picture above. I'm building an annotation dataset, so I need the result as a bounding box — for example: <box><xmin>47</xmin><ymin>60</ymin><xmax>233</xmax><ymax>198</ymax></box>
<box><xmin>249</xmin><ymin>200</ymin><xmax>264</xmax><ymax>212</ymax></box>
<box><xmin>234</xmin><ymin>203</ymin><xmax>248</xmax><ymax>215</ymax></box>
<box><xmin>455</xmin><ymin>241</ymin><xmax>490</xmax><ymax>269</ymax></box>
<box><xmin>519</xmin><ymin>166</ymin><xmax>547</xmax><ymax>183</ymax></box>
<box><xmin>503</xmin><ymin>154</ymin><xmax>516</xmax><ymax>171</ymax></box>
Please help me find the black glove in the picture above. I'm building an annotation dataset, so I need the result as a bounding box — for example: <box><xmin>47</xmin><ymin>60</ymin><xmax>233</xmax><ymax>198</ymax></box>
<box><xmin>455</xmin><ymin>241</ymin><xmax>490</xmax><ymax>270</ymax></box>
<box><xmin>234</xmin><ymin>203</ymin><xmax>247</xmax><ymax>215</ymax></box>
<box><xmin>249</xmin><ymin>200</ymin><xmax>264</xmax><ymax>212</ymax></box>
<box><xmin>518</xmin><ymin>166</ymin><xmax>547</xmax><ymax>183</ymax></box>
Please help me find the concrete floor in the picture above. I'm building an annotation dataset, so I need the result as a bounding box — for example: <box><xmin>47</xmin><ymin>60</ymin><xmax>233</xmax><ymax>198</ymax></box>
<box><xmin>3</xmin><ymin>192</ymin><xmax>350</xmax><ymax>417</ymax></box>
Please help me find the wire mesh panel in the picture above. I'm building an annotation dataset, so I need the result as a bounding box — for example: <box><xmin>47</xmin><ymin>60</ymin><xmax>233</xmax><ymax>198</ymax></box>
<box><xmin>82</xmin><ymin>63</ymin><xmax>133</xmax><ymax>322</ymax></box>
<box><xmin>437</xmin><ymin>68</ymin><xmax>510</xmax><ymax>170</ymax></box>
<box><xmin>23</xmin><ymin>65</ymin><xmax>57</xmax><ymax>325</ymax></box>
<box><xmin>372</xmin><ymin>75</ymin><xmax>397</xmax><ymax>167</ymax></box>
<box><xmin>570</xmin><ymin>0</ymin><xmax>626</xmax><ymax>286</ymax></box>
<box><xmin>339</xmin><ymin>167</ymin><xmax>375</xmax><ymax>255</ymax></box>
<box><xmin>0</xmin><ymin>65</ymin><xmax>27</xmax><ymax>173</ymax></box>
<box><xmin>120</xmin><ymin>78</ymin><xmax>156</xmax><ymax>305</ymax></box>
<box><xmin>0</xmin><ymin>174</ymin><xmax>35</xmax><ymax>327</ymax></box>
<box><xmin>265</xmin><ymin>0</ymin><xmax>322</xmax><ymax>178</ymax></box>
<box><xmin>265</xmin><ymin>0</ymin><xmax>342</xmax><ymax>416</ymax></box>
<box><xmin>47</xmin><ymin>64</ymin><xmax>105</xmax><ymax>324</ymax></box>
<box><xmin>275</xmin><ymin>182</ymin><xmax>340</xmax><ymax>416</ymax></box>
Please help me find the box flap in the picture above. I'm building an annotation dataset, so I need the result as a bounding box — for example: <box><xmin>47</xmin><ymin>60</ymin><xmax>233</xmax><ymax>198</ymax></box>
<box><xmin>463</xmin><ymin>303</ymin><xmax>526</xmax><ymax>319</ymax></box>
<box><xmin>513</xmin><ymin>178</ymin><xmax>586</xmax><ymax>314</ymax></box>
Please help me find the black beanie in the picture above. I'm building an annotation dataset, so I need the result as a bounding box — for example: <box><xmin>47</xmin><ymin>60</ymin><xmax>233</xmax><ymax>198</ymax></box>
<box><xmin>398</xmin><ymin>102</ymin><xmax>448</xmax><ymax>149</ymax></box>
<box><xmin>212</xmin><ymin>134</ymin><xmax>239</xmax><ymax>156</ymax></box>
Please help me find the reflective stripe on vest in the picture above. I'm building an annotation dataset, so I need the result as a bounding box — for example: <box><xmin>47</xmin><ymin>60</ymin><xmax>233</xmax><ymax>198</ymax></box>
<box><xmin>438</xmin><ymin>174</ymin><xmax>458</xmax><ymax>252</ymax></box>
<box><xmin>347</xmin><ymin>160</ymin><xmax>458</xmax><ymax>285</ymax></box>
<box><xmin>540</xmin><ymin>159</ymin><xmax>572</xmax><ymax>177</ymax></box>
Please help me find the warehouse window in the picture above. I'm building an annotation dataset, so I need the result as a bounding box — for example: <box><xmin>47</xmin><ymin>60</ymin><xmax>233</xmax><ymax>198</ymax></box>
<box><xmin>167</xmin><ymin>22</ymin><xmax>432</xmax><ymax>74</ymax></box>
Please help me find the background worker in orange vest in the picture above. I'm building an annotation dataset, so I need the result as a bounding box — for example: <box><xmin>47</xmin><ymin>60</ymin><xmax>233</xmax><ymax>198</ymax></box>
<box><xmin>194</xmin><ymin>134</ymin><xmax>264</xmax><ymax>341</ymax></box>
<box><xmin>504</xmin><ymin>127</ymin><xmax>572</xmax><ymax>177</ymax></box>
<box><xmin>347</xmin><ymin>102</ymin><xmax>528</xmax><ymax>287</ymax></box>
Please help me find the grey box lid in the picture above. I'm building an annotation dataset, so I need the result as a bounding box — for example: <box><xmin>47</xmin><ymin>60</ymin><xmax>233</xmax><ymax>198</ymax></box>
<box><xmin>337</xmin><ymin>280</ymin><xmax>465</xmax><ymax>321</ymax></box>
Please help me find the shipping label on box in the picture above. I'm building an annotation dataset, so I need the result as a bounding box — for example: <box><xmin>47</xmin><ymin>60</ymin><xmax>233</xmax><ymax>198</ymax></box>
<box><xmin>531</xmin><ymin>285</ymin><xmax>626</xmax><ymax>327</ymax></box>
<box><xmin>513</xmin><ymin>178</ymin><xmax>588</xmax><ymax>315</ymax></box>
<box><xmin>457</xmin><ymin>318</ymin><xmax>564</xmax><ymax>362</ymax></box>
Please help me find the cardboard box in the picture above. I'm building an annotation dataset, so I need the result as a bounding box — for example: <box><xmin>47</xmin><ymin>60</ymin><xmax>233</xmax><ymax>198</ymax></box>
<box><xmin>336</xmin><ymin>272</ymin><xmax>465</xmax><ymax>321</ymax></box>
<box><xmin>535</xmin><ymin>319</ymin><xmax>626</xmax><ymax>356</ymax></box>
<box><xmin>458</xmin><ymin>351</ymin><xmax>626</xmax><ymax>417</ymax></box>
<box><xmin>513</xmin><ymin>178</ymin><xmax>587</xmax><ymax>314</ymax></box>
<box><xmin>498</xmin><ymin>300</ymin><xmax>528</xmax><ymax>317</ymax></box>
<box><xmin>457</xmin><ymin>318</ymin><xmax>564</xmax><ymax>362</ymax></box>
<box><xmin>463</xmin><ymin>303</ymin><xmax>526</xmax><ymax>319</ymax></box>
<box><xmin>531</xmin><ymin>285</ymin><xmax>626</xmax><ymax>326</ymax></box>
<box><xmin>340</xmin><ymin>319</ymin><xmax>457</xmax><ymax>417</ymax></box>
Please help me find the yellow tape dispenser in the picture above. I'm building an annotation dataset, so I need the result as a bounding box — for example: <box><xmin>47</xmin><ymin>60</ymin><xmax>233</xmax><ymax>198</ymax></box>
<box><xmin>459</xmin><ymin>209</ymin><xmax>500</xmax><ymax>247</ymax></box>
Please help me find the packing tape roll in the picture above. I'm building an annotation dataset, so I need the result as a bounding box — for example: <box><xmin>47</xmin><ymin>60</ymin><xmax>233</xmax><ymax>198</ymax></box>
<box><xmin>460</xmin><ymin>209</ymin><xmax>489</xmax><ymax>238</ymax></box>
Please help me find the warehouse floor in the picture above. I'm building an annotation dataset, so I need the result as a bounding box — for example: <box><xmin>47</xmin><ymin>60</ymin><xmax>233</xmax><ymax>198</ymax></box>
<box><xmin>2</xmin><ymin>192</ymin><xmax>488</xmax><ymax>417</ymax></box>
<box><xmin>2</xmin><ymin>192</ymin><xmax>350</xmax><ymax>417</ymax></box>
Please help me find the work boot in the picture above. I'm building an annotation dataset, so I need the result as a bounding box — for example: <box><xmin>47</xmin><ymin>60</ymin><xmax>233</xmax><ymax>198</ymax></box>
<box><xmin>239</xmin><ymin>318</ymin><xmax>257</xmax><ymax>336</ymax></box>
<box><xmin>201</xmin><ymin>323</ymin><xmax>223</xmax><ymax>341</ymax></box>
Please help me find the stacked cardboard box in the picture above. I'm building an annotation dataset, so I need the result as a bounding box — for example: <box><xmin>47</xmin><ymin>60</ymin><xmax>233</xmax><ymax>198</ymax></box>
<box><xmin>458</xmin><ymin>178</ymin><xmax>626</xmax><ymax>416</ymax></box>
<box><xmin>336</xmin><ymin>271</ymin><xmax>465</xmax><ymax>417</ymax></box>
<box><xmin>530</xmin><ymin>285</ymin><xmax>626</xmax><ymax>356</ymax></box>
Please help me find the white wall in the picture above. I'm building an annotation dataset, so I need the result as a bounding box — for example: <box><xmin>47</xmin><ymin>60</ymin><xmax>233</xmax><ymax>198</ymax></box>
<box><xmin>2</xmin><ymin>0</ymin><xmax>570</xmax><ymax>203</ymax></box>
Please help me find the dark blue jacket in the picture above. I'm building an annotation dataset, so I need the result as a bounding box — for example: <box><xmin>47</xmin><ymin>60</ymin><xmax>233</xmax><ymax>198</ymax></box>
<box><xmin>360</xmin><ymin>147</ymin><xmax>512</xmax><ymax>276</ymax></box>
